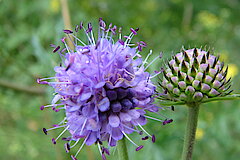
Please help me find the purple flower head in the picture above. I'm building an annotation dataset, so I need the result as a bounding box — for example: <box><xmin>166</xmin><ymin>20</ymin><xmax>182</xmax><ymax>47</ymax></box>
<box><xmin>38</xmin><ymin>18</ymin><xmax>170</xmax><ymax>159</ymax></box>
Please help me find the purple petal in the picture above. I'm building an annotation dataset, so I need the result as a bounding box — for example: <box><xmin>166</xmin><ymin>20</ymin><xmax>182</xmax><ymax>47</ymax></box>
<box><xmin>98</xmin><ymin>97</ymin><xmax>110</xmax><ymax>112</ymax></box>
<box><xmin>85</xmin><ymin>132</ymin><xmax>97</xmax><ymax>145</ymax></box>
<box><xmin>95</xmin><ymin>82</ymin><xmax>105</xmax><ymax>89</ymax></box>
<box><xmin>119</xmin><ymin>112</ymin><xmax>131</xmax><ymax>122</ymax></box>
<box><xmin>127</xmin><ymin>109</ymin><xmax>140</xmax><ymax>119</ymax></box>
<box><xmin>108</xmin><ymin>114</ymin><xmax>120</xmax><ymax>127</ymax></box>
<box><xmin>80</xmin><ymin>92</ymin><xmax>92</xmax><ymax>101</ymax></box>
<box><xmin>111</xmin><ymin>127</ymin><xmax>123</xmax><ymax>140</ymax></box>
<box><xmin>111</xmin><ymin>101</ymin><xmax>122</xmax><ymax>113</ymax></box>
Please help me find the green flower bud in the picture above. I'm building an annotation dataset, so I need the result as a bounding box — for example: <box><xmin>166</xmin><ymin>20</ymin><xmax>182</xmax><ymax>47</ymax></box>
<box><xmin>159</xmin><ymin>48</ymin><xmax>233</xmax><ymax>104</ymax></box>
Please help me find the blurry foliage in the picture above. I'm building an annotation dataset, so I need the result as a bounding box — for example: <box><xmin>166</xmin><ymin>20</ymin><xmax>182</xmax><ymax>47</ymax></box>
<box><xmin>0</xmin><ymin>0</ymin><xmax>240</xmax><ymax>159</ymax></box>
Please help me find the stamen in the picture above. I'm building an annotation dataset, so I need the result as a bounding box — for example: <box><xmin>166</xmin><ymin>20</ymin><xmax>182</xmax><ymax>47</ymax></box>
<box><xmin>71</xmin><ymin>34</ymin><xmax>86</xmax><ymax>45</ymax></box>
<box><xmin>80</xmin><ymin>119</ymin><xmax>87</xmax><ymax>135</ymax></box>
<box><xmin>144</xmin><ymin>115</ymin><xmax>163</xmax><ymax>122</ymax></box>
<box><xmin>62</xmin><ymin>137</ymin><xmax>71</xmax><ymax>141</ymax></box>
<box><xmin>102</xmin><ymin>154</ymin><xmax>107</xmax><ymax>160</ymax></box>
<box><xmin>44</xmin><ymin>124</ymin><xmax>67</xmax><ymax>133</ymax></box>
<box><xmin>150</xmin><ymin>70</ymin><xmax>162</xmax><ymax>79</ymax></box>
<box><xmin>137</xmin><ymin>124</ymin><xmax>152</xmax><ymax>138</ymax></box>
<box><xmin>145</xmin><ymin>52</ymin><xmax>163</xmax><ymax>70</ymax></box>
<box><xmin>102</xmin><ymin>147</ymin><xmax>110</xmax><ymax>155</ymax></box>
<box><xmin>122</xmin><ymin>124</ymin><xmax>141</xmax><ymax>133</ymax></box>
<box><xmin>66</xmin><ymin>34</ymin><xmax>77</xmax><ymax>47</ymax></box>
<box><xmin>65</xmin><ymin>143</ymin><xmax>70</xmax><ymax>153</ymax></box>
<box><xmin>55</xmin><ymin>126</ymin><xmax>70</xmax><ymax>142</ymax></box>
<box><xmin>70</xmin><ymin>138</ymin><xmax>81</xmax><ymax>149</ymax></box>
<box><xmin>141</xmin><ymin>50</ymin><xmax>153</xmax><ymax>68</ymax></box>
<box><xmin>62</xmin><ymin>40</ymin><xmax>71</xmax><ymax>55</ymax></box>
<box><xmin>74</xmin><ymin>134</ymin><xmax>89</xmax><ymax>158</ymax></box>
<box><xmin>118</xmin><ymin>39</ymin><xmax>124</xmax><ymax>45</ymax></box>
<box><xmin>79</xmin><ymin>21</ymin><xmax>83</xmax><ymax>30</ymax></box>
<box><xmin>71</xmin><ymin>155</ymin><xmax>78</xmax><ymax>160</ymax></box>
<box><xmin>124</xmin><ymin>32</ymin><xmax>134</xmax><ymax>47</ymax></box>
<box><xmin>122</xmin><ymin>131</ymin><xmax>138</xmax><ymax>147</ymax></box>
<box><xmin>97</xmin><ymin>143</ymin><xmax>103</xmax><ymax>158</ymax></box>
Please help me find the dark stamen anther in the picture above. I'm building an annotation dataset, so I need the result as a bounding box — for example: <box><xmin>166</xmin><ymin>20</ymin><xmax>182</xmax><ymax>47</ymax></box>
<box><xmin>86</xmin><ymin>23</ymin><xmax>92</xmax><ymax>33</ymax></box>
<box><xmin>141</xmin><ymin>136</ymin><xmax>149</xmax><ymax>140</ymax></box>
<box><xmin>65</xmin><ymin>64</ymin><xmax>72</xmax><ymax>71</ymax></box>
<box><xmin>95</xmin><ymin>41</ymin><xmax>100</xmax><ymax>49</ymax></box>
<box><xmin>64</xmin><ymin>143</ymin><xmax>70</xmax><ymax>153</ymax></box>
<box><xmin>118</xmin><ymin>39</ymin><xmax>124</xmax><ymax>45</ymax></box>
<box><xmin>140</xmin><ymin>41</ymin><xmax>147</xmax><ymax>47</ymax></box>
<box><xmin>40</xmin><ymin>105</ymin><xmax>44</xmax><ymax>110</ymax></box>
<box><xmin>152</xmin><ymin>134</ymin><xmax>156</xmax><ymax>143</ymax></box>
<box><xmin>81</xmin><ymin>50</ymin><xmax>90</xmax><ymax>54</ymax></box>
<box><xmin>55</xmin><ymin>108</ymin><xmax>60</xmax><ymax>112</ymax></box>
<box><xmin>130</xmin><ymin>28</ymin><xmax>137</xmax><ymax>35</ymax></box>
<box><xmin>53</xmin><ymin>46</ymin><xmax>60</xmax><ymax>53</ymax></box>
<box><xmin>42</xmin><ymin>128</ymin><xmax>48</xmax><ymax>135</ymax></box>
<box><xmin>102</xmin><ymin>147</ymin><xmax>110</xmax><ymax>155</ymax></box>
<box><xmin>163</xmin><ymin>119</ymin><xmax>173</xmax><ymax>125</ymax></box>
<box><xmin>52</xmin><ymin>138</ymin><xmax>56</xmax><ymax>144</ymax></box>
<box><xmin>63</xmin><ymin>29</ymin><xmax>73</xmax><ymax>34</ymax></box>
<box><xmin>136</xmin><ymin>145</ymin><xmax>144</xmax><ymax>151</ymax></box>
<box><xmin>62</xmin><ymin>137</ymin><xmax>71</xmax><ymax>141</ymax></box>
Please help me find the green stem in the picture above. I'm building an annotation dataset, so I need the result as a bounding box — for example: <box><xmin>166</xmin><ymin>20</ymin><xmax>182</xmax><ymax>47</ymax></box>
<box><xmin>181</xmin><ymin>103</ymin><xmax>200</xmax><ymax>160</ymax></box>
<box><xmin>117</xmin><ymin>138</ymin><xmax>129</xmax><ymax>160</ymax></box>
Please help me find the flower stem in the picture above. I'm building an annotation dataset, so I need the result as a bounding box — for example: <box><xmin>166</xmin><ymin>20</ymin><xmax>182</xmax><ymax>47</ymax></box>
<box><xmin>181</xmin><ymin>103</ymin><xmax>200</xmax><ymax>160</ymax></box>
<box><xmin>117</xmin><ymin>138</ymin><xmax>129</xmax><ymax>160</ymax></box>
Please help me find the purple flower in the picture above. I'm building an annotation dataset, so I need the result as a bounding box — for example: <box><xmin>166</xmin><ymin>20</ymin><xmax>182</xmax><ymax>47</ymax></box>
<box><xmin>38</xmin><ymin>18</ymin><xmax>171</xmax><ymax>160</ymax></box>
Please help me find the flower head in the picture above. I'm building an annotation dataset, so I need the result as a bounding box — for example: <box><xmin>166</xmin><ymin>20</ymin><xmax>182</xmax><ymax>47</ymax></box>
<box><xmin>38</xmin><ymin>18</ymin><xmax>171</xmax><ymax>159</ymax></box>
<box><xmin>159</xmin><ymin>48</ymin><xmax>233</xmax><ymax>104</ymax></box>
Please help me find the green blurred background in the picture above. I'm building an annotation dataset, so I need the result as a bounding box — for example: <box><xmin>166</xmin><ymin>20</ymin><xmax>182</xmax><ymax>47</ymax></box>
<box><xmin>0</xmin><ymin>0</ymin><xmax>240</xmax><ymax>159</ymax></box>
